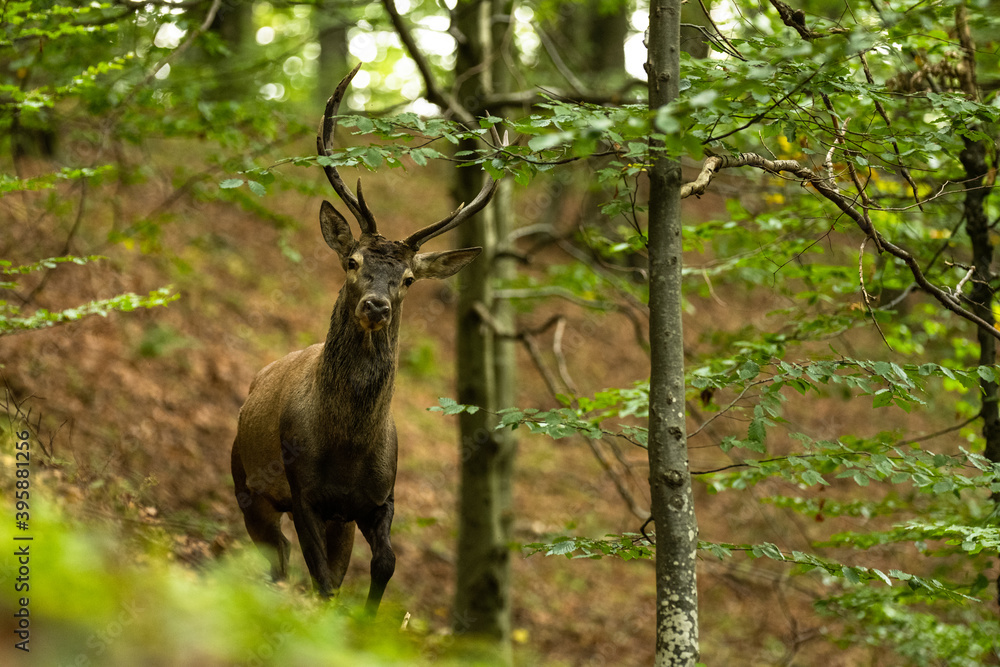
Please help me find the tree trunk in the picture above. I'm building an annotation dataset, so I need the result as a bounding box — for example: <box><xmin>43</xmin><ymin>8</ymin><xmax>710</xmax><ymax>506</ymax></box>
<box><xmin>550</xmin><ymin>0</ymin><xmax>628</xmax><ymax>90</ymax></box>
<box><xmin>955</xmin><ymin>2</ymin><xmax>1000</xmax><ymax>609</ymax></box>
<box><xmin>205</xmin><ymin>0</ymin><xmax>253</xmax><ymax>100</ymax></box>
<box><xmin>315</xmin><ymin>0</ymin><xmax>349</xmax><ymax>107</ymax></box>
<box><xmin>452</xmin><ymin>0</ymin><xmax>515</xmax><ymax>655</ymax></box>
<box><xmin>489</xmin><ymin>0</ymin><xmax>518</xmax><ymax>625</ymax></box>
<box><xmin>646</xmin><ymin>0</ymin><xmax>699</xmax><ymax>663</ymax></box>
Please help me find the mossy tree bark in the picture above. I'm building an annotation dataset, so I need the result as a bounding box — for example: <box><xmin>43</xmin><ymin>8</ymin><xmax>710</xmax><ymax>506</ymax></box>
<box><xmin>452</xmin><ymin>0</ymin><xmax>516</xmax><ymax>657</ymax></box>
<box><xmin>955</xmin><ymin>3</ymin><xmax>999</xmax><ymax>608</ymax></box>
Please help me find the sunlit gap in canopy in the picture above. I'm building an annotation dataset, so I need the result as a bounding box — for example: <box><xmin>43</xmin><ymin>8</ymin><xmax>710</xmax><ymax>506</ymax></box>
<box><xmin>245</xmin><ymin>0</ymin><xmax>754</xmax><ymax>109</ymax></box>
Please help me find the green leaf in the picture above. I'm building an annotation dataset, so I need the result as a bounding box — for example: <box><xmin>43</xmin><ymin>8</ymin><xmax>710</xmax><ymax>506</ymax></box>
<box><xmin>527</xmin><ymin>133</ymin><xmax>569</xmax><ymax>152</ymax></box>
<box><xmin>872</xmin><ymin>389</ymin><xmax>893</xmax><ymax>408</ymax></box>
<box><xmin>801</xmin><ymin>469</ymin><xmax>827</xmax><ymax>486</ymax></box>
<box><xmin>738</xmin><ymin>360</ymin><xmax>760</xmax><ymax>381</ymax></box>
<box><xmin>219</xmin><ymin>178</ymin><xmax>243</xmax><ymax>189</ymax></box>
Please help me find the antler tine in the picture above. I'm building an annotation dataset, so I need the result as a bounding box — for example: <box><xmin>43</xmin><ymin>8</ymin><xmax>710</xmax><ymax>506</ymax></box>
<box><xmin>403</xmin><ymin>174</ymin><xmax>500</xmax><ymax>250</ymax></box>
<box><xmin>355</xmin><ymin>178</ymin><xmax>377</xmax><ymax>227</ymax></box>
<box><xmin>317</xmin><ymin>63</ymin><xmax>378</xmax><ymax>235</ymax></box>
<box><xmin>403</xmin><ymin>124</ymin><xmax>508</xmax><ymax>250</ymax></box>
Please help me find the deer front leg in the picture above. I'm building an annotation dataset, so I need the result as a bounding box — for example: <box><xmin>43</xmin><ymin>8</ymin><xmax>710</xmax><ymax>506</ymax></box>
<box><xmin>283</xmin><ymin>438</ymin><xmax>337</xmax><ymax>597</ymax></box>
<box><xmin>357</xmin><ymin>496</ymin><xmax>395</xmax><ymax>617</ymax></box>
<box><xmin>289</xmin><ymin>495</ymin><xmax>338</xmax><ymax>596</ymax></box>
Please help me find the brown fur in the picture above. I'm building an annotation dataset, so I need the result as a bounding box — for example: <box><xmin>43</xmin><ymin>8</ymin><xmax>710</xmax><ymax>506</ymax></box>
<box><xmin>231</xmin><ymin>201</ymin><xmax>480</xmax><ymax>615</ymax></box>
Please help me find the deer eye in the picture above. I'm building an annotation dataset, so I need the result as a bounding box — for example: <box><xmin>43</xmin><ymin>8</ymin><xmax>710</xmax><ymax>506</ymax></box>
<box><xmin>347</xmin><ymin>258</ymin><xmax>359</xmax><ymax>271</ymax></box>
<box><xmin>402</xmin><ymin>276</ymin><xmax>415</xmax><ymax>288</ymax></box>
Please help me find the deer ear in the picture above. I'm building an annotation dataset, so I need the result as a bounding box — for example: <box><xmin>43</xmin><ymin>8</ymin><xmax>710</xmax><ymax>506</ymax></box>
<box><xmin>320</xmin><ymin>201</ymin><xmax>354</xmax><ymax>257</ymax></box>
<box><xmin>412</xmin><ymin>247</ymin><xmax>482</xmax><ymax>280</ymax></box>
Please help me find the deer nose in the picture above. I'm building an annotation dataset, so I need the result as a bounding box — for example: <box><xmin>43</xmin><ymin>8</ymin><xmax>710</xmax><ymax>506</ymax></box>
<box><xmin>359</xmin><ymin>297</ymin><xmax>391</xmax><ymax>329</ymax></box>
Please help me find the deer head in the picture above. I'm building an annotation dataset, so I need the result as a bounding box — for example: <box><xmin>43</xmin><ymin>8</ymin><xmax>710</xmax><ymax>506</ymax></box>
<box><xmin>316</xmin><ymin>63</ymin><xmax>501</xmax><ymax>334</ymax></box>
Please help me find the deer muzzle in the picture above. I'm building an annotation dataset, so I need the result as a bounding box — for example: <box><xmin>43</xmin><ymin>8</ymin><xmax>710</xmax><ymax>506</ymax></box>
<box><xmin>357</xmin><ymin>296</ymin><xmax>392</xmax><ymax>331</ymax></box>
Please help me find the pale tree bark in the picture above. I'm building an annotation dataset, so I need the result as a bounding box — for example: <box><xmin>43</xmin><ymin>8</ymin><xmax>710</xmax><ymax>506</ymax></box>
<box><xmin>646</xmin><ymin>0</ymin><xmax>699</xmax><ymax>663</ymax></box>
<box><xmin>488</xmin><ymin>0</ymin><xmax>518</xmax><ymax>624</ymax></box>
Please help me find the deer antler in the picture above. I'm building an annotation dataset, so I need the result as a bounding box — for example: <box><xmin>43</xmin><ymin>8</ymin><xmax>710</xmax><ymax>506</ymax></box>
<box><xmin>404</xmin><ymin>123</ymin><xmax>508</xmax><ymax>250</ymax></box>
<box><xmin>318</xmin><ymin>63</ymin><xmax>379</xmax><ymax>236</ymax></box>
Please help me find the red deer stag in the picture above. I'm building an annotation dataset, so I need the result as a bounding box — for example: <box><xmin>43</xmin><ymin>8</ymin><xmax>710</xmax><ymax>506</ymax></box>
<box><xmin>231</xmin><ymin>64</ymin><xmax>500</xmax><ymax>615</ymax></box>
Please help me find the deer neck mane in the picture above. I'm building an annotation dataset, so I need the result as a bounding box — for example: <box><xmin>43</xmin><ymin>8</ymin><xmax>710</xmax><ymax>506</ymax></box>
<box><xmin>317</xmin><ymin>290</ymin><xmax>400</xmax><ymax>418</ymax></box>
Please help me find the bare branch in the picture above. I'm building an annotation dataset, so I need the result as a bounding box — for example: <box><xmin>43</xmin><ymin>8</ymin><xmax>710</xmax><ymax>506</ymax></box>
<box><xmin>766</xmin><ymin>0</ymin><xmax>849</xmax><ymax>40</ymax></box>
<box><xmin>585</xmin><ymin>437</ymin><xmax>651</xmax><ymax>522</ymax></box>
<box><xmin>380</xmin><ymin>0</ymin><xmax>476</xmax><ymax>123</ymax></box>
<box><xmin>536</xmin><ymin>27</ymin><xmax>587</xmax><ymax>97</ymax></box>
<box><xmin>858</xmin><ymin>52</ymin><xmax>922</xmax><ymax>211</ymax></box>
<box><xmin>117</xmin><ymin>0</ymin><xmax>221</xmax><ymax>111</ymax></box>
<box><xmin>859</xmin><ymin>237</ymin><xmax>893</xmax><ymax>349</ymax></box>
<box><xmin>680</xmin><ymin>153</ymin><xmax>1000</xmax><ymax>340</ymax></box>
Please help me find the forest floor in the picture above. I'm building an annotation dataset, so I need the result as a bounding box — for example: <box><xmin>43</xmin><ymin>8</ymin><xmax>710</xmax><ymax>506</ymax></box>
<box><xmin>0</xmin><ymin>148</ymin><xmax>956</xmax><ymax>665</ymax></box>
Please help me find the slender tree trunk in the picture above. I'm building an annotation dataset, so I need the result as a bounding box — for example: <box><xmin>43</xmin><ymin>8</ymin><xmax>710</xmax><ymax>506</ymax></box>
<box><xmin>551</xmin><ymin>0</ymin><xmax>628</xmax><ymax>90</ymax></box>
<box><xmin>205</xmin><ymin>0</ymin><xmax>253</xmax><ymax>100</ymax></box>
<box><xmin>452</xmin><ymin>0</ymin><xmax>515</xmax><ymax>655</ymax></box>
<box><xmin>316</xmin><ymin>0</ymin><xmax>349</xmax><ymax>107</ymax></box>
<box><xmin>961</xmin><ymin>135</ymin><xmax>999</xmax><ymax>466</ymax></box>
<box><xmin>489</xmin><ymin>0</ymin><xmax>518</xmax><ymax>624</ymax></box>
<box><xmin>646</xmin><ymin>0</ymin><xmax>699</xmax><ymax>663</ymax></box>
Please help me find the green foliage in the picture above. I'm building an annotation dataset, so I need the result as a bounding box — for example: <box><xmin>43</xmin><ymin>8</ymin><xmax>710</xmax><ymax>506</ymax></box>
<box><xmin>0</xmin><ymin>257</ymin><xmax>178</xmax><ymax>337</ymax></box>
<box><xmin>818</xmin><ymin>587</ymin><xmax>999</xmax><ymax>667</ymax></box>
<box><xmin>523</xmin><ymin>533</ymin><xmax>653</xmax><ymax>561</ymax></box>
<box><xmin>0</xmin><ymin>498</ymin><xmax>502</xmax><ymax>666</ymax></box>
<box><xmin>0</xmin><ymin>165</ymin><xmax>114</xmax><ymax>195</ymax></box>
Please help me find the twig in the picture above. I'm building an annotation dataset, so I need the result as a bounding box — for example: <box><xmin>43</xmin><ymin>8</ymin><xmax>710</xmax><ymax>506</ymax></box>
<box><xmin>522</xmin><ymin>332</ymin><xmax>563</xmax><ymax>398</ymax></box>
<box><xmin>858</xmin><ymin>52</ymin><xmax>922</xmax><ymax>210</ymax></box>
<box><xmin>859</xmin><ymin>237</ymin><xmax>893</xmax><ymax>350</ymax></box>
<box><xmin>692</xmin><ymin>416</ymin><xmax>984</xmax><ymax>475</ymax></box>
<box><xmin>536</xmin><ymin>27</ymin><xmax>587</xmax><ymax>97</ymax></box>
<box><xmin>702</xmin><ymin>70</ymin><xmax>820</xmax><ymax>145</ymax></box>
<box><xmin>679</xmin><ymin>152</ymin><xmax>1000</xmax><ymax>341</ymax></box>
<box><xmin>584</xmin><ymin>437</ymin><xmax>651</xmax><ymax>522</ymax></box>
<box><xmin>639</xmin><ymin>515</ymin><xmax>655</xmax><ymax>545</ymax></box>
<box><xmin>469</xmin><ymin>304</ymin><xmax>650</xmax><ymax>521</ymax></box>
<box><xmin>687</xmin><ymin>380</ymin><xmax>761</xmax><ymax>440</ymax></box>
<box><xmin>952</xmin><ymin>265</ymin><xmax>975</xmax><ymax>302</ymax></box>
<box><xmin>380</xmin><ymin>0</ymin><xmax>475</xmax><ymax>123</ymax></box>
<box><xmin>21</xmin><ymin>178</ymin><xmax>88</xmax><ymax>304</ymax></box>
<box><xmin>118</xmin><ymin>0</ymin><xmax>222</xmax><ymax>112</ymax></box>
<box><xmin>552</xmin><ymin>317</ymin><xmax>577</xmax><ymax>394</ymax></box>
